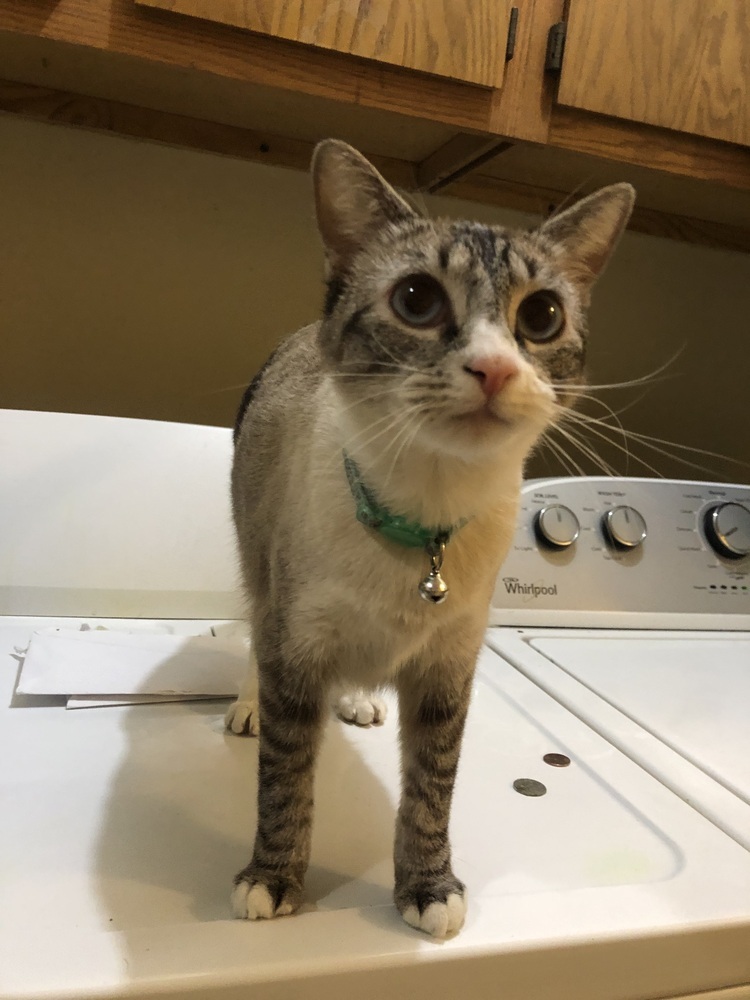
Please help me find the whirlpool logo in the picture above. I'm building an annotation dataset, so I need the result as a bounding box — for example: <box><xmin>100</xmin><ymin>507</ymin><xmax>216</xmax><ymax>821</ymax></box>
<box><xmin>502</xmin><ymin>577</ymin><xmax>558</xmax><ymax>600</ymax></box>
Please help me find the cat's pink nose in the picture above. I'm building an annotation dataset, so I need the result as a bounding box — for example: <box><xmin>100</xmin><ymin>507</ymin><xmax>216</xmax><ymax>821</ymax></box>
<box><xmin>464</xmin><ymin>356</ymin><xmax>519</xmax><ymax>399</ymax></box>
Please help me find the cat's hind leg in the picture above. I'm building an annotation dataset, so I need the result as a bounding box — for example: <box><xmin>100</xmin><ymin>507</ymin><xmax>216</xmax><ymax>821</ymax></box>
<box><xmin>333</xmin><ymin>687</ymin><xmax>387</xmax><ymax>727</ymax></box>
<box><xmin>225</xmin><ymin>651</ymin><xmax>260</xmax><ymax>736</ymax></box>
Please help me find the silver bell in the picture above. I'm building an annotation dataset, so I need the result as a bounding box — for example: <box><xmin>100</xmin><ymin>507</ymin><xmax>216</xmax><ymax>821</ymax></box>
<box><xmin>418</xmin><ymin>539</ymin><xmax>449</xmax><ymax>604</ymax></box>
<box><xmin>419</xmin><ymin>569</ymin><xmax>449</xmax><ymax>603</ymax></box>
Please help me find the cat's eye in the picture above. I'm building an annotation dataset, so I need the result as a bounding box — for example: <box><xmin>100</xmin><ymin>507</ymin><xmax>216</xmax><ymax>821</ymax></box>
<box><xmin>390</xmin><ymin>274</ymin><xmax>448</xmax><ymax>328</ymax></box>
<box><xmin>516</xmin><ymin>291</ymin><xmax>565</xmax><ymax>343</ymax></box>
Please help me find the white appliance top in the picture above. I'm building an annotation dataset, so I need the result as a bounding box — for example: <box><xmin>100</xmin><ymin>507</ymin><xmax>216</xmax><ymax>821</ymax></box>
<box><xmin>0</xmin><ymin>409</ymin><xmax>241</xmax><ymax>619</ymax></box>
<box><xmin>532</xmin><ymin>635</ymin><xmax>750</xmax><ymax>807</ymax></box>
<box><xmin>3</xmin><ymin>415</ymin><xmax>750</xmax><ymax>1000</ymax></box>
<box><xmin>491</xmin><ymin>477</ymin><xmax>750</xmax><ymax>629</ymax></box>
<box><xmin>486</xmin><ymin>476</ymin><xmax>750</xmax><ymax>912</ymax></box>
<box><xmin>486</xmin><ymin>628</ymin><xmax>750</xmax><ymax>858</ymax></box>
<box><xmin>3</xmin><ymin>617</ymin><xmax>750</xmax><ymax>1000</ymax></box>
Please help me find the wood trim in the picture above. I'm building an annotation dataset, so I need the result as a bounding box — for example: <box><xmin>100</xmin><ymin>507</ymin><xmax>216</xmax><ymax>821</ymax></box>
<box><xmin>0</xmin><ymin>79</ymin><xmax>417</xmax><ymax>188</ymax></box>
<box><xmin>2</xmin><ymin>0</ymin><xmax>747</xmax><ymax>192</ymax></box>
<box><xmin>2</xmin><ymin>77</ymin><xmax>747</xmax><ymax>254</ymax></box>
<box><xmin>549</xmin><ymin>107</ymin><xmax>750</xmax><ymax>192</ymax></box>
<box><xmin>0</xmin><ymin>0</ymin><xmax>500</xmax><ymax>133</ymax></box>
<box><xmin>446</xmin><ymin>172</ymin><xmax>750</xmax><ymax>253</ymax></box>
<box><xmin>486</xmin><ymin>0</ymin><xmax>565</xmax><ymax>142</ymax></box>
<box><xmin>416</xmin><ymin>135</ymin><xmax>513</xmax><ymax>192</ymax></box>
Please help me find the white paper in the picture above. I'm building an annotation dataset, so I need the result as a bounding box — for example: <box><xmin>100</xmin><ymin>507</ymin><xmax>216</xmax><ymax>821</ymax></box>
<box><xmin>17</xmin><ymin>629</ymin><xmax>247</xmax><ymax>697</ymax></box>
<box><xmin>66</xmin><ymin>694</ymin><xmax>222</xmax><ymax>710</ymax></box>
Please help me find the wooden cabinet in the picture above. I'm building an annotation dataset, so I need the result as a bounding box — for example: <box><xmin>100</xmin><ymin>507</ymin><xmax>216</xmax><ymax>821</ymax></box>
<box><xmin>0</xmin><ymin>0</ymin><xmax>748</xmax><ymax>252</ymax></box>
<box><xmin>136</xmin><ymin>0</ymin><xmax>514</xmax><ymax>88</ymax></box>
<box><xmin>557</xmin><ymin>0</ymin><xmax>750</xmax><ymax>148</ymax></box>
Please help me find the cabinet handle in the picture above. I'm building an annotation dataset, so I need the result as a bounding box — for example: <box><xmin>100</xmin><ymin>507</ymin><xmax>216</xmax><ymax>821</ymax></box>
<box><xmin>545</xmin><ymin>21</ymin><xmax>567</xmax><ymax>72</ymax></box>
<box><xmin>505</xmin><ymin>7</ymin><xmax>520</xmax><ymax>61</ymax></box>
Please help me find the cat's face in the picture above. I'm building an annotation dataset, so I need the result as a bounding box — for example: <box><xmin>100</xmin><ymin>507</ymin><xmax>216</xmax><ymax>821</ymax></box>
<box><xmin>313</xmin><ymin>142</ymin><xmax>634</xmax><ymax>463</ymax></box>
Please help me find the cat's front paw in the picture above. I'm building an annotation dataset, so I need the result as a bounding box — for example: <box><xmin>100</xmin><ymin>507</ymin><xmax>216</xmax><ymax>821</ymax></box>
<box><xmin>334</xmin><ymin>689</ymin><xmax>387</xmax><ymax>727</ymax></box>
<box><xmin>231</xmin><ymin>870</ymin><xmax>303</xmax><ymax>920</ymax></box>
<box><xmin>224</xmin><ymin>698</ymin><xmax>260</xmax><ymax>736</ymax></box>
<box><xmin>395</xmin><ymin>877</ymin><xmax>466</xmax><ymax>938</ymax></box>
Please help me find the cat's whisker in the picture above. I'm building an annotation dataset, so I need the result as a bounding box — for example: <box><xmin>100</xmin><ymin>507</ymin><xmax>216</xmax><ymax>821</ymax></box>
<box><xmin>333</xmin><ymin>385</ymin><xmax>401</xmax><ymax>418</ymax></box>
<box><xmin>331</xmin><ymin>415</ymin><xmax>405</xmax><ymax>468</ymax></box>
<box><xmin>606</xmin><ymin>424</ymin><xmax>748</xmax><ymax>469</ymax></box>
<box><xmin>552</xmin><ymin>423</ymin><xmax>622</xmax><ymax>478</ymax></box>
<box><xmin>562</xmin><ymin>407</ymin><xmax>748</xmax><ymax>474</ymax></box>
<box><xmin>559</xmin><ymin>413</ymin><xmax>678</xmax><ymax>479</ymax></box>
<box><xmin>537</xmin><ymin>436</ymin><xmax>578</xmax><ymax>478</ymax></box>
<box><xmin>548</xmin><ymin>346</ymin><xmax>686</xmax><ymax>394</ymax></box>
<box><xmin>542</xmin><ymin>433</ymin><xmax>587</xmax><ymax>478</ymax></box>
<box><xmin>549</xmin><ymin>424</ymin><xmax>615</xmax><ymax>478</ymax></box>
<box><xmin>557</xmin><ymin>395</ymin><xmax>631</xmax><ymax>469</ymax></box>
<box><xmin>327</xmin><ymin>365</ymin><xmax>413</xmax><ymax>378</ymax></box>
<box><xmin>381</xmin><ymin>408</ymin><xmax>432</xmax><ymax>496</ymax></box>
<box><xmin>333</xmin><ymin>401</ymin><xmax>427</xmax><ymax>473</ymax></box>
<box><xmin>564</xmin><ymin>390</ymin><xmax>627</xmax><ymax>431</ymax></box>
<box><xmin>547</xmin><ymin>354</ymin><xmax>691</xmax><ymax>477</ymax></box>
<box><xmin>552</xmin><ymin>373</ymin><xmax>672</xmax><ymax>395</ymax></box>
<box><xmin>574</xmin><ymin>388</ymin><xmax>655</xmax><ymax>421</ymax></box>
<box><xmin>557</xmin><ymin>409</ymin><xmax>665</xmax><ymax>478</ymax></box>
<box><xmin>353</xmin><ymin>411</ymin><xmax>431</xmax><ymax>493</ymax></box>
<box><xmin>327</xmin><ymin>373</ymin><xmax>403</xmax><ymax>381</ymax></box>
<box><xmin>365</xmin><ymin>329</ymin><xmax>426</xmax><ymax>377</ymax></box>
<box><xmin>197</xmin><ymin>366</ymin><xmax>406</xmax><ymax>400</ymax></box>
<box><xmin>606</xmin><ymin>430</ymin><xmax>740</xmax><ymax>479</ymax></box>
<box><xmin>196</xmin><ymin>380</ymin><xmax>262</xmax><ymax>397</ymax></box>
<box><xmin>321</xmin><ymin>407</ymin><xmax>406</xmax><ymax>472</ymax></box>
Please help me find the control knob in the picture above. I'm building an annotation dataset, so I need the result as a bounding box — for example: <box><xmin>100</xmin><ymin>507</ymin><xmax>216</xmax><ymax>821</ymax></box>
<box><xmin>534</xmin><ymin>504</ymin><xmax>580</xmax><ymax>549</ymax></box>
<box><xmin>703</xmin><ymin>502</ymin><xmax>750</xmax><ymax>559</ymax></box>
<box><xmin>602</xmin><ymin>506</ymin><xmax>647</xmax><ymax>549</ymax></box>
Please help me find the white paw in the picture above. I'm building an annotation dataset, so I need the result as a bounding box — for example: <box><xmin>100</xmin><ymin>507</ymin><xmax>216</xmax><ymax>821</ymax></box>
<box><xmin>231</xmin><ymin>880</ymin><xmax>298</xmax><ymax>920</ymax></box>
<box><xmin>335</xmin><ymin>690</ymin><xmax>387</xmax><ymax>727</ymax></box>
<box><xmin>401</xmin><ymin>892</ymin><xmax>466</xmax><ymax>938</ymax></box>
<box><xmin>224</xmin><ymin>698</ymin><xmax>260</xmax><ymax>736</ymax></box>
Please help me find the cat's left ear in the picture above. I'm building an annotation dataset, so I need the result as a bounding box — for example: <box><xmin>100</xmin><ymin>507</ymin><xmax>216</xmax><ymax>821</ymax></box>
<box><xmin>312</xmin><ymin>139</ymin><xmax>418</xmax><ymax>270</ymax></box>
<box><xmin>539</xmin><ymin>183</ymin><xmax>635</xmax><ymax>287</ymax></box>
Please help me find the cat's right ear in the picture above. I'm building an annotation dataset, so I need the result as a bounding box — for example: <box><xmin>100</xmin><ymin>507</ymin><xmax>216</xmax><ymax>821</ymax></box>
<box><xmin>312</xmin><ymin>140</ymin><xmax>417</xmax><ymax>270</ymax></box>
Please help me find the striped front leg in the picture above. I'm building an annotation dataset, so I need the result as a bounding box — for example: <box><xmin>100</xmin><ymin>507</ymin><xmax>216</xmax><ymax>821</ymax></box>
<box><xmin>231</xmin><ymin>658</ymin><xmax>326</xmax><ymax>920</ymax></box>
<box><xmin>394</xmin><ymin>665</ymin><xmax>474</xmax><ymax>938</ymax></box>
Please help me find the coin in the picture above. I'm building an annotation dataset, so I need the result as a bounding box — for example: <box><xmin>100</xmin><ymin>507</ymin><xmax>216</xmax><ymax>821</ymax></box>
<box><xmin>512</xmin><ymin>778</ymin><xmax>547</xmax><ymax>797</ymax></box>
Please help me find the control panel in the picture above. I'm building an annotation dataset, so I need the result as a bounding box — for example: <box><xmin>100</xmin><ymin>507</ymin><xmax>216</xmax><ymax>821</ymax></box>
<box><xmin>491</xmin><ymin>477</ymin><xmax>750</xmax><ymax>626</ymax></box>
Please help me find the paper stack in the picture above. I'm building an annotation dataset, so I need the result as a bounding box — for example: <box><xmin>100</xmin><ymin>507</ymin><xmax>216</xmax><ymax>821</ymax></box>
<box><xmin>16</xmin><ymin>626</ymin><xmax>248</xmax><ymax>709</ymax></box>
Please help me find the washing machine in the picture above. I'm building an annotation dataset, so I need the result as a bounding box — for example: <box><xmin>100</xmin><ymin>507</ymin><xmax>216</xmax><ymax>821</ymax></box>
<box><xmin>1</xmin><ymin>412</ymin><xmax>749</xmax><ymax>1000</ymax></box>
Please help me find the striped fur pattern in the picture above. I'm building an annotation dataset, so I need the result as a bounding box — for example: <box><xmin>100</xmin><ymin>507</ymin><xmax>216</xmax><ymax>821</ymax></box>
<box><xmin>230</xmin><ymin>141</ymin><xmax>634</xmax><ymax>936</ymax></box>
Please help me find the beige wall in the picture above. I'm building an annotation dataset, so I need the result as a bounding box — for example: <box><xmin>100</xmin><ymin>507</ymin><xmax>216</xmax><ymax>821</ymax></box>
<box><xmin>2</xmin><ymin>116</ymin><xmax>748</xmax><ymax>482</ymax></box>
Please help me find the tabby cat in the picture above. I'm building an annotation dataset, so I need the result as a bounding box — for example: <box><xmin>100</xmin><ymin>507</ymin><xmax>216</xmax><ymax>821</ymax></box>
<box><xmin>228</xmin><ymin>140</ymin><xmax>634</xmax><ymax>937</ymax></box>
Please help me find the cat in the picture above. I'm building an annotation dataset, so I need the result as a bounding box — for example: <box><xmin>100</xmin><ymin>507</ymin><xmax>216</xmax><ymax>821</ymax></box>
<box><xmin>228</xmin><ymin>139</ymin><xmax>634</xmax><ymax>937</ymax></box>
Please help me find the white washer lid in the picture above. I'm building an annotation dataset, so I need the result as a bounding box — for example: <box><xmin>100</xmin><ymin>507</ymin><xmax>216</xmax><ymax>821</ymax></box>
<box><xmin>530</xmin><ymin>635</ymin><xmax>750</xmax><ymax>806</ymax></box>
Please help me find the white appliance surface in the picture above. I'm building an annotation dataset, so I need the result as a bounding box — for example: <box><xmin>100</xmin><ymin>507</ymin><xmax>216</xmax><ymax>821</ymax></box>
<box><xmin>3</xmin><ymin>617</ymin><xmax>750</xmax><ymax>1000</ymax></box>
<box><xmin>490</xmin><ymin>477</ymin><xmax>750</xmax><ymax>629</ymax></box>
<box><xmin>3</xmin><ymin>416</ymin><xmax>750</xmax><ymax>1000</ymax></box>
<box><xmin>485</xmin><ymin>476</ymin><xmax>750</xmax><ymax>999</ymax></box>
<box><xmin>531</xmin><ymin>635</ymin><xmax>750</xmax><ymax>807</ymax></box>
<box><xmin>0</xmin><ymin>409</ymin><xmax>242</xmax><ymax>619</ymax></box>
<box><xmin>486</xmin><ymin>629</ymin><xmax>750</xmax><ymax>861</ymax></box>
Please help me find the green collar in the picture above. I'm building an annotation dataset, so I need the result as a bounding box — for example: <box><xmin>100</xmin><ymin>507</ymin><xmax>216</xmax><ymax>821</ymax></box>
<box><xmin>343</xmin><ymin>453</ymin><xmax>464</xmax><ymax>549</ymax></box>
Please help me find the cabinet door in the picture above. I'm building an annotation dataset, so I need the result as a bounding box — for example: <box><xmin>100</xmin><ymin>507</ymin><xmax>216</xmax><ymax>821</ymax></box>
<box><xmin>136</xmin><ymin>0</ymin><xmax>513</xmax><ymax>88</ymax></box>
<box><xmin>557</xmin><ymin>0</ymin><xmax>749</xmax><ymax>147</ymax></box>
